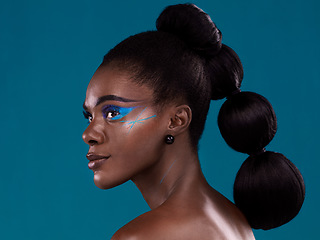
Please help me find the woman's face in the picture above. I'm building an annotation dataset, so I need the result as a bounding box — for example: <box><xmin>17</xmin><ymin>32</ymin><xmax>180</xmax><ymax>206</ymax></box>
<box><xmin>82</xmin><ymin>67</ymin><xmax>169</xmax><ymax>189</ymax></box>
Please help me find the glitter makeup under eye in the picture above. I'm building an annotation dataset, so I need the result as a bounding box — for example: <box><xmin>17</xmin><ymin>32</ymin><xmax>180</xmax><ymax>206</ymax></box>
<box><xmin>120</xmin><ymin>107</ymin><xmax>156</xmax><ymax>133</ymax></box>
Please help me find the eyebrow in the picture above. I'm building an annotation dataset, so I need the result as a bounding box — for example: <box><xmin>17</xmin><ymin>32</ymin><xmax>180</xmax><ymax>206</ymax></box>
<box><xmin>83</xmin><ymin>95</ymin><xmax>138</xmax><ymax>111</ymax></box>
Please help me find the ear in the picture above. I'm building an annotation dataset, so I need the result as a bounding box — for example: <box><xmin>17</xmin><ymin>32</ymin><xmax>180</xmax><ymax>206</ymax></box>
<box><xmin>167</xmin><ymin>105</ymin><xmax>192</xmax><ymax>136</ymax></box>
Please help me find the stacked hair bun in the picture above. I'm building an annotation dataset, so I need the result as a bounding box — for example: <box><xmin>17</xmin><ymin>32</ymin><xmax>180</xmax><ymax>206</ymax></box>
<box><xmin>156</xmin><ymin>4</ymin><xmax>222</xmax><ymax>57</ymax></box>
<box><xmin>156</xmin><ymin>3</ymin><xmax>305</xmax><ymax>230</ymax></box>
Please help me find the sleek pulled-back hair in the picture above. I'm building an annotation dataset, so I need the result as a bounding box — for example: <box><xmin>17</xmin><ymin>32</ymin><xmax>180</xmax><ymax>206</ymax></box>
<box><xmin>102</xmin><ymin>30</ymin><xmax>210</xmax><ymax>146</ymax></box>
<box><xmin>100</xmin><ymin>3</ymin><xmax>305</xmax><ymax>230</ymax></box>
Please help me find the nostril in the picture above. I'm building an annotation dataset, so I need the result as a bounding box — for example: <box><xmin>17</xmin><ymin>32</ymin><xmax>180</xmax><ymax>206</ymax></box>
<box><xmin>88</xmin><ymin>139</ymin><xmax>98</xmax><ymax>146</ymax></box>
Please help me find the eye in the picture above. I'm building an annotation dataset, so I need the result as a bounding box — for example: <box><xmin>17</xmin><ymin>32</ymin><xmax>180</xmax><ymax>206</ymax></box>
<box><xmin>83</xmin><ymin>111</ymin><xmax>93</xmax><ymax>123</ymax></box>
<box><xmin>106</xmin><ymin>110</ymin><xmax>120</xmax><ymax>119</ymax></box>
<box><xmin>102</xmin><ymin>105</ymin><xmax>136</xmax><ymax>121</ymax></box>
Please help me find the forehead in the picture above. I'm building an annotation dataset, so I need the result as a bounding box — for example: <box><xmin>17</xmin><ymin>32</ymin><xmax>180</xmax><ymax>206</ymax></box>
<box><xmin>84</xmin><ymin>67</ymin><xmax>154</xmax><ymax>109</ymax></box>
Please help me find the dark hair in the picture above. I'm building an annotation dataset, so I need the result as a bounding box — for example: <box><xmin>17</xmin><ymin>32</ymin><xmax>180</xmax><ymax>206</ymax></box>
<box><xmin>219</xmin><ymin>92</ymin><xmax>305</xmax><ymax>229</ymax></box>
<box><xmin>100</xmin><ymin>3</ymin><xmax>305</xmax><ymax>230</ymax></box>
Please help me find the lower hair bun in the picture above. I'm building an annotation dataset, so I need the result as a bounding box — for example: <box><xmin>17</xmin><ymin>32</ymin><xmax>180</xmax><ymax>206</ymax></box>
<box><xmin>233</xmin><ymin>152</ymin><xmax>305</xmax><ymax>230</ymax></box>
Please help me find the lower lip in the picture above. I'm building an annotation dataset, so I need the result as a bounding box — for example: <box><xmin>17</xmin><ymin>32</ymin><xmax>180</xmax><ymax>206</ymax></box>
<box><xmin>88</xmin><ymin>157</ymin><xmax>109</xmax><ymax>170</ymax></box>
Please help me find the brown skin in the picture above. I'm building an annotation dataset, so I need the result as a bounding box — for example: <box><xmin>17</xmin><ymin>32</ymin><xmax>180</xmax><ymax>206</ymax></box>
<box><xmin>83</xmin><ymin>67</ymin><xmax>255</xmax><ymax>240</ymax></box>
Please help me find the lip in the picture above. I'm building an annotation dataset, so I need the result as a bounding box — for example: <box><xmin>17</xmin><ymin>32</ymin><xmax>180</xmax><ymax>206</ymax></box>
<box><xmin>86</xmin><ymin>153</ymin><xmax>110</xmax><ymax>170</ymax></box>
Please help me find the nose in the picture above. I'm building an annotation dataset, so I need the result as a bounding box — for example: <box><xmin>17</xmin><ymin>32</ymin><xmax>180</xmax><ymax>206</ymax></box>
<box><xmin>82</xmin><ymin>123</ymin><xmax>105</xmax><ymax>146</ymax></box>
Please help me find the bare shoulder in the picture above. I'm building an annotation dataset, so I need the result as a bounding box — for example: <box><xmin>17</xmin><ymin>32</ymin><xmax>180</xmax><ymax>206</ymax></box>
<box><xmin>111</xmin><ymin>205</ymin><xmax>255</xmax><ymax>240</ymax></box>
<box><xmin>110</xmin><ymin>209</ymin><xmax>177</xmax><ymax>240</ymax></box>
<box><xmin>111</xmin><ymin>208</ymin><xmax>210</xmax><ymax>240</ymax></box>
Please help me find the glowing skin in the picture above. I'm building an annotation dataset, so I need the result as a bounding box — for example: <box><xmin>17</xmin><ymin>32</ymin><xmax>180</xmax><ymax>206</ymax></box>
<box><xmin>83</xmin><ymin>67</ymin><xmax>255</xmax><ymax>240</ymax></box>
<box><xmin>82</xmin><ymin>67</ymin><xmax>170</xmax><ymax>190</ymax></box>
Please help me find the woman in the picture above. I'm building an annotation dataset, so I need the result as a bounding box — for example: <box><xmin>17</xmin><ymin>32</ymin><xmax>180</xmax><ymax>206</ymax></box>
<box><xmin>82</xmin><ymin>4</ymin><xmax>305</xmax><ymax>239</ymax></box>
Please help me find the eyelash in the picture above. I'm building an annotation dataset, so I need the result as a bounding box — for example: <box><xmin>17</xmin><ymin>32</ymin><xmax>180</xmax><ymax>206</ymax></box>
<box><xmin>102</xmin><ymin>105</ymin><xmax>135</xmax><ymax>121</ymax></box>
<box><xmin>102</xmin><ymin>105</ymin><xmax>121</xmax><ymax>120</ymax></box>
<box><xmin>83</xmin><ymin>111</ymin><xmax>93</xmax><ymax>123</ymax></box>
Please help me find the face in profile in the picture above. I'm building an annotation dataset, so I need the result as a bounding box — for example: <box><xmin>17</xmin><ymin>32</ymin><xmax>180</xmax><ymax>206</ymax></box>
<box><xmin>82</xmin><ymin>67</ymin><xmax>169</xmax><ymax>189</ymax></box>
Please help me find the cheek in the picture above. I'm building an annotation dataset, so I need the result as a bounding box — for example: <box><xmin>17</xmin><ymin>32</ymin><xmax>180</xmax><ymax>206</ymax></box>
<box><xmin>132</xmin><ymin>124</ymin><xmax>163</xmax><ymax>158</ymax></box>
<box><xmin>116</xmin><ymin>117</ymin><xmax>165</xmax><ymax>158</ymax></box>
<box><xmin>112</xmin><ymin>108</ymin><xmax>163</xmax><ymax>150</ymax></box>
<box><xmin>95</xmin><ymin>116</ymin><xmax>165</xmax><ymax>186</ymax></box>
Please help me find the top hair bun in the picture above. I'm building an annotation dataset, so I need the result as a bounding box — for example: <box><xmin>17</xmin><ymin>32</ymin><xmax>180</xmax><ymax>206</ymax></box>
<box><xmin>156</xmin><ymin>4</ymin><xmax>222</xmax><ymax>58</ymax></box>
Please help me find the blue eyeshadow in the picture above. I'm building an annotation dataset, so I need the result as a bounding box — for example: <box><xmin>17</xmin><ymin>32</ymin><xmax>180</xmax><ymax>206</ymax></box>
<box><xmin>102</xmin><ymin>105</ymin><xmax>137</xmax><ymax>121</ymax></box>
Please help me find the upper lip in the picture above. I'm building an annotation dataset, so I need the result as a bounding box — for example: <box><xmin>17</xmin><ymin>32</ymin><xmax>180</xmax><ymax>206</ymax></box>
<box><xmin>86</xmin><ymin>153</ymin><xmax>110</xmax><ymax>161</ymax></box>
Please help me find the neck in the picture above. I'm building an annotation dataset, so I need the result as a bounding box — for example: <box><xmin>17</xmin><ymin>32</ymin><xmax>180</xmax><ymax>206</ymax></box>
<box><xmin>131</xmin><ymin>138</ymin><xmax>205</xmax><ymax>209</ymax></box>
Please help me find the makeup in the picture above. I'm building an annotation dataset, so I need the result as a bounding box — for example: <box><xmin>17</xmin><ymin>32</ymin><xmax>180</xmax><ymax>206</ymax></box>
<box><xmin>88</xmin><ymin>158</ymin><xmax>108</xmax><ymax>170</ymax></box>
<box><xmin>83</xmin><ymin>110</ymin><xmax>92</xmax><ymax>123</ymax></box>
<box><xmin>120</xmin><ymin>107</ymin><xmax>156</xmax><ymax>133</ymax></box>
<box><xmin>102</xmin><ymin>105</ymin><xmax>137</xmax><ymax>121</ymax></box>
<box><xmin>160</xmin><ymin>159</ymin><xmax>177</xmax><ymax>184</ymax></box>
<box><xmin>83</xmin><ymin>105</ymin><xmax>137</xmax><ymax>124</ymax></box>
<box><xmin>82</xmin><ymin>94</ymin><xmax>139</xmax><ymax>123</ymax></box>
<box><xmin>86</xmin><ymin>154</ymin><xmax>110</xmax><ymax>170</ymax></box>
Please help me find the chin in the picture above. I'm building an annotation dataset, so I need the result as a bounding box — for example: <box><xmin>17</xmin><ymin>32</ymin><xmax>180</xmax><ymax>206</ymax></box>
<box><xmin>93</xmin><ymin>172</ymin><xmax>128</xmax><ymax>189</ymax></box>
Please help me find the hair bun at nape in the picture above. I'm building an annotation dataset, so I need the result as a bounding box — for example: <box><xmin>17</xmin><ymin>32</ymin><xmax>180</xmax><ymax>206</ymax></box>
<box><xmin>156</xmin><ymin>4</ymin><xmax>222</xmax><ymax>58</ymax></box>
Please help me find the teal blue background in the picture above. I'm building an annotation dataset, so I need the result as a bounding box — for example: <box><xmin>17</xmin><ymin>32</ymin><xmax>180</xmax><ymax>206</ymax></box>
<box><xmin>0</xmin><ymin>0</ymin><xmax>319</xmax><ymax>239</ymax></box>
